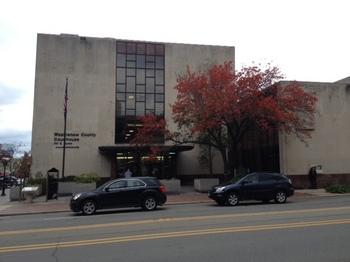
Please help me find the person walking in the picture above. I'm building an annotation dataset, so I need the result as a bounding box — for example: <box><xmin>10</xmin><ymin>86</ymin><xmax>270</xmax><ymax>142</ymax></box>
<box><xmin>308</xmin><ymin>166</ymin><xmax>317</xmax><ymax>189</ymax></box>
<box><xmin>124</xmin><ymin>168</ymin><xmax>132</xmax><ymax>178</ymax></box>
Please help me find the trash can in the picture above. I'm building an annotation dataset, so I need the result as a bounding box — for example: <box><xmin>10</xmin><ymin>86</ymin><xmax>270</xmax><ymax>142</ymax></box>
<box><xmin>47</xmin><ymin>168</ymin><xmax>59</xmax><ymax>200</ymax></box>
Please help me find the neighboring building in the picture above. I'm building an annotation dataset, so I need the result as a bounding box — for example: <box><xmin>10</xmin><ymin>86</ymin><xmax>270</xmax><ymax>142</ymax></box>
<box><xmin>279</xmin><ymin>77</ymin><xmax>350</xmax><ymax>187</ymax></box>
<box><xmin>31</xmin><ymin>33</ymin><xmax>235</xmax><ymax>181</ymax></box>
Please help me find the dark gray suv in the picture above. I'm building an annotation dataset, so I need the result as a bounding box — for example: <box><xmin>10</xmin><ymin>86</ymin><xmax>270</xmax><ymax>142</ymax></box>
<box><xmin>208</xmin><ymin>172</ymin><xmax>294</xmax><ymax>206</ymax></box>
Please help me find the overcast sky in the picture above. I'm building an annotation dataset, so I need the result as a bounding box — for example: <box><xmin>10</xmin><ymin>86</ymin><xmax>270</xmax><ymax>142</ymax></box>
<box><xmin>0</xmin><ymin>0</ymin><xmax>349</xmax><ymax>153</ymax></box>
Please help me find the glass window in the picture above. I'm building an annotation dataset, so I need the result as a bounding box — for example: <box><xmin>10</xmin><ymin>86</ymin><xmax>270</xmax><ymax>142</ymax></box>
<box><xmin>127</xmin><ymin>179</ymin><xmax>145</xmax><ymax>187</ymax></box>
<box><xmin>146</xmin><ymin>62</ymin><xmax>154</xmax><ymax>69</ymax></box>
<box><xmin>136</xmin><ymin>93</ymin><xmax>145</xmax><ymax>101</ymax></box>
<box><xmin>146</xmin><ymin>44</ymin><xmax>155</xmax><ymax>55</ymax></box>
<box><xmin>127</xmin><ymin>61</ymin><xmax>136</xmax><ymax>68</ymax></box>
<box><xmin>126</xmin><ymin>93</ymin><xmax>135</xmax><ymax>109</ymax></box>
<box><xmin>146</xmin><ymin>109</ymin><xmax>154</xmax><ymax>115</ymax></box>
<box><xmin>126</xmin><ymin>109</ymin><xmax>135</xmax><ymax>116</ymax></box>
<box><xmin>155</xmin><ymin>44</ymin><xmax>165</xmax><ymax>55</ymax></box>
<box><xmin>146</xmin><ymin>78</ymin><xmax>155</xmax><ymax>93</ymax></box>
<box><xmin>155</xmin><ymin>94</ymin><xmax>164</xmax><ymax>102</ymax></box>
<box><xmin>155</xmin><ymin>56</ymin><xmax>164</xmax><ymax>69</ymax></box>
<box><xmin>136</xmin><ymin>69</ymin><xmax>145</xmax><ymax>84</ymax></box>
<box><xmin>116</xmin><ymin>101</ymin><xmax>125</xmax><ymax>116</ymax></box>
<box><xmin>146</xmin><ymin>55</ymin><xmax>155</xmax><ymax>62</ymax></box>
<box><xmin>242</xmin><ymin>174</ymin><xmax>259</xmax><ymax>184</ymax></box>
<box><xmin>117</xmin><ymin>42</ymin><xmax>126</xmax><ymax>53</ymax></box>
<box><xmin>137</xmin><ymin>43</ymin><xmax>145</xmax><ymax>54</ymax></box>
<box><xmin>136</xmin><ymin>102</ymin><xmax>145</xmax><ymax>116</ymax></box>
<box><xmin>146</xmin><ymin>69</ymin><xmax>155</xmax><ymax>77</ymax></box>
<box><xmin>117</xmin><ymin>54</ymin><xmax>126</xmax><ymax>67</ymax></box>
<box><xmin>117</xmin><ymin>84</ymin><xmax>125</xmax><ymax>92</ymax></box>
<box><xmin>136</xmin><ymin>84</ymin><xmax>145</xmax><ymax>93</ymax></box>
<box><xmin>117</xmin><ymin>92</ymin><xmax>125</xmax><ymax>101</ymax></box>
<box><xmin>127</xmin><ymin>43</ymin><xmax>136</xmax><ymax>54</ymax></box>
<box><xmin>155</xmin><ymin>85</ymin><xmax>164</xmax><ymax>94</ymax></box>
<box><xmin>259</xmin><ymin>174</ymin><xmax>275</xmax><ymax>182</ymax></box>
<box><xmin>126</xmin><ymin>77</ymin><xmax>135</xmax><ymax>92</ymax></box>
<box><xmin>136</xmin><ymin>55</ymin><xmax>145</xmax><ymax>68</ymax></box>
<box><xmin>108</xmin><ymin>180</ymin><xmax>127</xmax><ymax>189</ymax></box>
<box><xmin>155</xmin><ymin>103</ymin><xmax>164</xmax><ymax>116</ymax></box>
<box><xmin>127</xmin><ymin>68</ymin><xmax>136</xmax><ymax>76</ymax></box>
<box><xmin>146</xmin><ymin>94</ymin><xmax>154</xmax><ymax>109</ymax></box>
<box><xmin>127</xmin><ymin>54</ymin><xmax>136</xmax><ymax>61</ymax></box>
<box><xmin>156</xmin><ymin>70</ymin><xmax>164</xmax><ymax>85</ymax></box>
<box><xmin>117</xmin><ymin>68</ymin><xmax>125</xmax><ymax>83</ymax></box>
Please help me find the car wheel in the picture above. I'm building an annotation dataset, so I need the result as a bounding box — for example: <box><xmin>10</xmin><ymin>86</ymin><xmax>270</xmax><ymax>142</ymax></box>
<box><xmin>82</xmin><ymin>200</ymin><xmax>96</xmax><ymax>215</ymax></box>
<box><xmin>142</xmin><ymin>196</ymin><xmax>157</xmax><ymax>211</ymax></box>
<box><xmin>274</xmin><ymin>191</ymin><xmax>287</xmax><ymax>204</ymax></box>
<box><xmin>226</xmin><ymin>192</ymin><xmax>239</xmax><ymax>206</ymax></box>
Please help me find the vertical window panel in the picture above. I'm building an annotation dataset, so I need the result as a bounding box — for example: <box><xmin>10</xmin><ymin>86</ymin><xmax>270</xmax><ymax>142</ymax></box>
<box><xmin>136</xmin><ymin>69</ymin><xmax>145</xmax><ymax>84</ymax></box>
<box><xmin>136</xmin><ymin>55</ymin><xmax>145</xmax><ymax>68</ymax></box>
<box><xmin>126</xmin><ymin>93</ymin><xmax>135</xmax><ymax>109</ymax></box>
<box><xmin>117</xmin><ymin>54</ymin><xmax>126</xmax><ymax>67</ymax></box>
<box><xmin>116</xmin><ymin>68</ymin><xmax>125</xmax><ymax>83</ymax></box>
<box><xmin>155</xmin><ymin>70</ymin><xmax>164</xmax><ymax>85</ymax></box>
<box><xmin>155</xmin><ymin>56</ymin><xmax>164</xmax><ymax>69</ymax></box>
<box><xmin>126</xmin><ymin>77</ymin><xmax>135</xmax><ymax>92</ymax></box>
<box><xmin>146</xmin><ymin>78</ymin><xmax>155</xmax><ymax>93</ymax></box>
<box><xmin>146</xmin><ymin>94</ymin><xmax>154</xmax><ymax>109</ymax></box>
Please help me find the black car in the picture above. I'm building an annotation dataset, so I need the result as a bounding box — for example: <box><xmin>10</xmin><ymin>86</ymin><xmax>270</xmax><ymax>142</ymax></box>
<box><xmin>0</xmin><ymin>175</ymin><xmax>19</xmax><ymax>188</ymax></box>
<box><xmin>70</xmin><ymin>177</ymin><xmax>167</xmax><ymax>215</ymax></box>
<box><xmin>208</xmin><ymin>172</ymin><xmax>294</xmax><ymax>206</ymax></box>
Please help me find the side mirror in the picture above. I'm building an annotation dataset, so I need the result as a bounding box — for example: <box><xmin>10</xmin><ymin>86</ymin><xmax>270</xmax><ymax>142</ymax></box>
<box><xmin>241</xmin><ymin>181</ymin><xmax>248</xmax><ymax>186</ymax></box>
<box><xmin>104</xmin><ymin>187</ymin><xmax>110</xmax><ymax>192</ymax></box>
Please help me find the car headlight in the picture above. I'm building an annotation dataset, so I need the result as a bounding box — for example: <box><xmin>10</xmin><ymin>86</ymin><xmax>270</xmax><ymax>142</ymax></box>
<box><xmin>215</xmin><ymin>187</ymin><xmax>226</xmax><ymax>193</ymax></box>
<box><xmin>73</xmin><ymin>193</ymin><xmax>82</xmax><ymax>200</ymax></box>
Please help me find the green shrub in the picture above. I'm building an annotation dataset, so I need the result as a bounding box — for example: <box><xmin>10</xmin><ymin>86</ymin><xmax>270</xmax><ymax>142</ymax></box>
<box><xmin>325</xmin><ymin>185</ymin><xmax>350</xmax><ymax>194</ymax></box>
<box><xmin>75</xmin><ymin>173</ymin><xmax>101</xmax><ymax>184</ymax></box>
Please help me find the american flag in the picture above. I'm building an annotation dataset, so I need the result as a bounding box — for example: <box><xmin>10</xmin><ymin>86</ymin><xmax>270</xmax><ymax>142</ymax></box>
<box><xmin>64</xmin><ymin>78</ymin><xmax>68</xmax><ymax>115</ymax></box>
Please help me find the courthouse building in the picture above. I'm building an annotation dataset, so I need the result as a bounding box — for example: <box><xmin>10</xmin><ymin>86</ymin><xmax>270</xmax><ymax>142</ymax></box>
<box><xmin>31</xmin><ymin>33</ymin><xmax>234</xmax><ymax>182</ymax></box>
<box><xmin>31</xmin><ymin>33</ymin><xmax>350</xmax><ymax>187</ymax></box>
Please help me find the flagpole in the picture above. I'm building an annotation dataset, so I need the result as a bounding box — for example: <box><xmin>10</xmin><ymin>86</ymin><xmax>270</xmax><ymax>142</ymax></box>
<box><xmin>62</xmin><ymin>77</ymin><xmax>68</xmax><ymax>180</ymax></box>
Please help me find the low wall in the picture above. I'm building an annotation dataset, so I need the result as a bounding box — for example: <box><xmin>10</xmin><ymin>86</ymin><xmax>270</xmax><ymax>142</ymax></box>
<box><xmin>58</xmin><ymin>182</ymin><xmax>96</xmax><ymax>195</ymax></box>
<box><xmin>194</xmin><ymin>178</ymin><xmax>219</xmax><ymax>192</ymax></box>
<box><xmin>289</xmin><ymin>173</ymin><xmax>350</xmax><ymax>189</ymax></box>
<box><xmin>159</xmin><ymin>179</ymin><xmax>181</xmax><ymax>194</ymax></box>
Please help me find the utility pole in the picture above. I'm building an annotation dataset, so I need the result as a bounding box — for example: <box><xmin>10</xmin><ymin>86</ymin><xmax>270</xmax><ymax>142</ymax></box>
<box><xmin>62</xmin><ymin>77</ymin><xmax>68</xmax><ymax>180</ymax></box>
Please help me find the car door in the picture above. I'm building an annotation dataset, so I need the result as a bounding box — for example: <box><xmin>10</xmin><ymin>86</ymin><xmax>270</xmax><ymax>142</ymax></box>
<box><xmin>258</xmin><ymin>173</ymin><xmax>276</xmax><ymax>200</ymax></box>
<box><xmin>98</xmin><ymin>180</ymin><xmax>128</xmax><ymax>208</ymax></box>
<box><xmin>123</xmin><ymin>179</ymin><xmax>147</xmax><ymax>206</ymax></box>
<box><xmin>240</xmin><ymin>174</ymin><xmax>260</xmax><ymax>200</ymax></box>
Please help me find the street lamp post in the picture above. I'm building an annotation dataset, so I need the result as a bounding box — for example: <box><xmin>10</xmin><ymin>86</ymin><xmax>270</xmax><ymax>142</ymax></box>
<box><xmin>1</xmin><ymin>157</ymin><xmax>11</xmax><ymax>196</ymax></box>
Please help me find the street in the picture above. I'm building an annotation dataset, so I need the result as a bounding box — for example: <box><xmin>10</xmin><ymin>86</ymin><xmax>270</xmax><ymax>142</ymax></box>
<box><xmin>0</xmin><ymin>195</ymin><xmax>349</xmax><ymax>262</ymax></box>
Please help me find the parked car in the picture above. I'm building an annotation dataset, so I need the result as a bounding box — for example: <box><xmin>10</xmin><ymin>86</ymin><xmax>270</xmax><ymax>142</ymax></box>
<box><xmin>208</xmin><ymin>172</ymin><xmax>294</xmax><ymax>206</ymax></box>
<box><xmin>70</xmin><ymin>177</ymin><xmax>167</xmax><ymax>215</ymax></box>
<box><xmin>0</xmin><ymin>175</ymin><xmax>20</xmax><ymax>188</ymax></box>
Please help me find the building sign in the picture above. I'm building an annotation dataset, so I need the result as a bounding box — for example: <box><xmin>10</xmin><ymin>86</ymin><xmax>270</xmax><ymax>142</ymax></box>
<box><xmin>53</xmin><ymin>132</ymin><xmax>96</xmax><ymax>149</ymax></box>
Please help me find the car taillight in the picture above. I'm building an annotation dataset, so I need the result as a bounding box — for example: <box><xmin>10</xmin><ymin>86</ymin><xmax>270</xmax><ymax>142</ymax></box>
<box><xmin>159</xmin><ymin>185</ymin><xmax>166</xmax><ymax>193</ymax></box>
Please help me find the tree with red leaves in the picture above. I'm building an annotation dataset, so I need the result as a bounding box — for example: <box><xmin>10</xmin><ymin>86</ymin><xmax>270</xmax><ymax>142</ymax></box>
<box><xmin>133</xmin><ymin>62</ymin><xmax>317</xmax><ymax>177</ymax></box>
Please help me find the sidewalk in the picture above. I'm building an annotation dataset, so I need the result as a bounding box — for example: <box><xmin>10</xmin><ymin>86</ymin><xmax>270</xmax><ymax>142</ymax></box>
<box><xmin>0</xmin><ymin>188</ymin><xmax>346</xmax><ymax>217</ymax></box>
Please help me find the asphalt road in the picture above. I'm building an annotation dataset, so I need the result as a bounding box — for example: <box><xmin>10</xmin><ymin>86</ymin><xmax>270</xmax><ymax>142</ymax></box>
<box><xmin>0</xmin><ymin>195</ymin><xmax>349</xmax><ymax>262</ymax></box>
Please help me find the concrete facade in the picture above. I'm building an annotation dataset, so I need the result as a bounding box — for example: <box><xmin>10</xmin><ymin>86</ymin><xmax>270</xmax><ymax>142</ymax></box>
<box><xmin>31</xmin><ymin>33</ymin><xmax>235</xmax><ymax>179</ymax></box>
<box><xmin>279</xmin><ymin>79</ymin><xmax>350</xmax><ymax>187</ymax></box>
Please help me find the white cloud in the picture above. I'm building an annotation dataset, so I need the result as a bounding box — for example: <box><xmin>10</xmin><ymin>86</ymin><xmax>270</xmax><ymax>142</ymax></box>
<box><xmin>0</xmin><ymin>0</ymin><xmax>349</xmax><ymax>149</ymax></box>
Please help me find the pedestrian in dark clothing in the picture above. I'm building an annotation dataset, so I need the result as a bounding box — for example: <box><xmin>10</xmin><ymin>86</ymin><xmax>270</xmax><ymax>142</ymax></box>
<box><xmin>308</xmin><ymin>166</ymin><xmax>317</xmax><ymax>189</ymax></box>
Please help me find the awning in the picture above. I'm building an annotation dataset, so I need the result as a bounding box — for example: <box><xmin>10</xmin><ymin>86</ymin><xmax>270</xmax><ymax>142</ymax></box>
<box><xmin>98</xmin><ymin>144</ymin><xmax>194</xmax><ymax>155</ymax></box>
